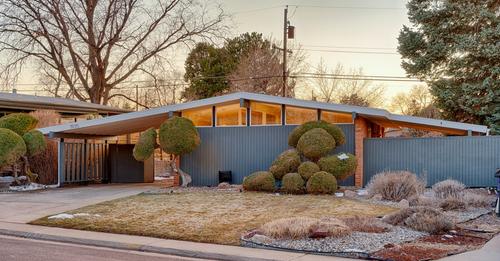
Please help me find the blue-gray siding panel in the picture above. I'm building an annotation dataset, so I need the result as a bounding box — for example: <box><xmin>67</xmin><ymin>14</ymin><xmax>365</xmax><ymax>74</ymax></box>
<box><xmin>363</xmin><ymin>136</ymin><xmax>500</xmax><ymax>187</ymax></box>
<box><xmin>181</xmin><ymin>124</ymin><xmax>355</xmax><ymax>186</ymax></box>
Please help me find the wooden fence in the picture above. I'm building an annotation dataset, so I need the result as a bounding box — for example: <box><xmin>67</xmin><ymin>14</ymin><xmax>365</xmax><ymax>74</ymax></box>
<box><xmin>60</xmin><ymin>142</ymin><xmax>109</xmax><ymax>184</ymax></box>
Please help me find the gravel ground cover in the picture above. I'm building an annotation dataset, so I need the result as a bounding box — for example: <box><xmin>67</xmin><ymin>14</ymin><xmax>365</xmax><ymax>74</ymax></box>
<box><xmin>244</xmin><ymin>225</ymin><xmax>427</xmax><ymax>254</ymax></box>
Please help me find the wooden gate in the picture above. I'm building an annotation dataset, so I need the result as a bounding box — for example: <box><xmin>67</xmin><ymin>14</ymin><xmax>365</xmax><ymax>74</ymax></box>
<box><xmin>60</xmin><ymin>142</ymin><xmax>109</xmax><ymax>184</ymax></box>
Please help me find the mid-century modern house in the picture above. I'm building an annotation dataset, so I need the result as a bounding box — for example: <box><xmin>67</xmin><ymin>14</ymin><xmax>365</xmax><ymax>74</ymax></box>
<box><xmin>39</xmin><ymin>92</ymin><xmax>498</xmax><ymax>188</ymax></box>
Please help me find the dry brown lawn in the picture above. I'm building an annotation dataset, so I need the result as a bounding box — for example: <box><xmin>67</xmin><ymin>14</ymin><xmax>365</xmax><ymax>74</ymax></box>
<box><xmin>31</xmin><ymin>190</ymin><xmax>396</xmax><ymax>245</ymax></box>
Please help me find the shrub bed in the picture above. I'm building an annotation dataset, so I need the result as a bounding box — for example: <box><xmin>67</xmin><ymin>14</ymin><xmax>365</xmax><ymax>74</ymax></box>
<box><xmin>269</xmin><ymin>149</ymin><xmax>301</xmax><ymax>180</ymax></box>
<box><xmin>296</xmin><ymin>128</ymin><xmax>335</xmax><ymax>160</ymax></box>
<box><xmin>288</xmin><ymin>120</ymin><xmax>345</xmax><ymax>148</ymax></box>
<box><xmin>281</xmin><ymin>173</ymin><xmax>305</xmax><ymax>194</ymax></box>
<box><xmin>317</xmin><ymin>153</ymin><xmax>357</xmax><ymax>181</ymax></box>
<box><xmin>297</xmin><ymin>161</ymin><xmax>320</xmax><ymax>181</ymax></box>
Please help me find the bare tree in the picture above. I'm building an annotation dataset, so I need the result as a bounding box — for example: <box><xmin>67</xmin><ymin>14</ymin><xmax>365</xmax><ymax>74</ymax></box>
<box><xmin>312</xmin><ymin>61</ymin><xmax>385</xmax><ymax>107</ymax></box>
<box><xmin>0</xmin><ymin>0</ymin><xmax>225</xmax><ymax>104</ymax></box>
<box><xmin>390</xmin><ymin>85</ymin><xmax>437</xmax><ymax>116</ymax></box>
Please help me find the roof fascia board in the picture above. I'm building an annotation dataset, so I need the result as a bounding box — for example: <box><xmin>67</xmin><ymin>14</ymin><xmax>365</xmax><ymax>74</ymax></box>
<box><xmin>388</xmin><ymin>114</ymin><xmax>488</xmax><ymax>133</ymax></box>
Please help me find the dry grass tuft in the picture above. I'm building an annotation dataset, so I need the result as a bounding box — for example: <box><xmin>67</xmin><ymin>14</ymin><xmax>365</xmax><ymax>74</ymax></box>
<box><xmin>432</xmin><ymin>179</ymin><xmax>465</xmax><ymax>199</ymax></box>
<box><xmin>31</xmin><ymin>191</ymin><xmax>395</xmax><ymax>245</ymax></box>
<box><xmin>409</xmin><ymin>195</ymin><xmax>439</xmax><ymax>207</ymax></box>
<box><xmin>341</xmin><ymin>216</ymin><xmax>389</xmax><ymax>233</ymax></box>
<box><xmin>366</xmin><ymin>171</ymin><xmax>425</xmax><ymax>201</ymax></box>
<box><xmin>383</xmin><ymin>206</ymin><xmax>453</xmax><ymax>234</ymax></box>
<box><xmin>463</xmin><ymin>192</ymin><xmax>493</xmax><ymax>208</ymax></box>
<box><xmin>439</xmin><ymin>197</ymin><xmax>466</xmax><ymax>211</ymax></box>
<box><xmin>261</xmin><ymin>217</ymin><xmax>351</xmax><ymax>239</ymax></box>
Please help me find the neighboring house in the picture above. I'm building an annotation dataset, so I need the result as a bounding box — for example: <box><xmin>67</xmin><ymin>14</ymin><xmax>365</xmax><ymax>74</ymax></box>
<box><xmin>0</xmin><ymin>91</ymin><xmax>130</xmax><ymax>124</ymax></box>
<box><xmin>39</xmin><ymin>92</ymin><xmax>493</xmax><ymax>187</ymax></box>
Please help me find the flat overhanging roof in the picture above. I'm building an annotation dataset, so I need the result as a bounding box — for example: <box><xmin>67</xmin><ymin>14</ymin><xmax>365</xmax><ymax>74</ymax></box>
<box><xmin>39</xmin><ymin>92</ymin><xmax>489</xmax><ymax>138</ymax></box>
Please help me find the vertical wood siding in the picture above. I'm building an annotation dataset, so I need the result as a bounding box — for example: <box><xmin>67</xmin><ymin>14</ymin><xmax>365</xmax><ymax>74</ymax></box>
<box><xmin>363</xmin><ymin>136</ymin><xmax>500</xmax><ymax>187</ymax></box>
<box><xmin>181</xmin><ymin>124</ymin><xmax>355</xmax><ymax>186</ymax></box>
<box><xmin>62</xmin><ymin>142</ymin><xmax>108</xmax><ymax>184</ymax></box>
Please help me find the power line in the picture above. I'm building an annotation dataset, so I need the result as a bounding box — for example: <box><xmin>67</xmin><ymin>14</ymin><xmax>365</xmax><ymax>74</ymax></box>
<box><xmin>288</xmin><ymin>4</ymin><xmax>404</xmax><ymax>10</ymax></box>
<box><xmin>300</xmin><ymin>48</ymin><xmax>399</xmax><ymax>55</ymax></box>
<box><xmin>302</xmin><ymin>45</ymin><xmax>396</xmax><ymax>50</ymax></box>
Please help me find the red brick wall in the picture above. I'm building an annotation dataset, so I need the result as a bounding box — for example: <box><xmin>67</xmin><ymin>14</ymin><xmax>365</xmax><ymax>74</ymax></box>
<box><xmin>354</xmin><ymin>117</ymin><xmax>369</xmax><ymax>187</ymax></box>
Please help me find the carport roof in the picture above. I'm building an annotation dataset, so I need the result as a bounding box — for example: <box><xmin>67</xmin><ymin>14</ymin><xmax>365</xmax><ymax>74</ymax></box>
<box><xmin>39</xmin><ymin>92</ymin><xmax>489</xmax><ymax>138</ymax></box>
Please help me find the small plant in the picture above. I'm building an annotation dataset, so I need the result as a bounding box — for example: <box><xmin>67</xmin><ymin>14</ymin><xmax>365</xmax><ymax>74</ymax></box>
<box><xmin>0</xmin><ymin>113</ymin><xmax>38</xmax><ymax>136</ymax></box>
<box><xmin>383</xmin><ymin>206</ymin><xmax>453</xmax><ymax>234</ymax></box>
<box><xmin>306</xmin><ymin>171</ymin><xmax>337</xmax><ymax>194</ymax></box>
<box><xmin>366</xmin><ymin>171</ymin><xmax>425</xmax><ymax>201</ymax></box>
<box><xmin>432</xmin><ymin>179</ymin><xmax>465</xmax><ymax>199</ymax></box>
<box><xmin>317</xmin><ymin>153</ymin><xmax>357</xmax><ymax>181</ymax></box>
<box><xmin>133</xmin><ymin>128</ymin><xmax>157</xmax><ymax>161</ymax></box>
<box><xmin>439</xmin><ymin>197</ymin><xmax>466</xmax><ymax>211</ymax></box>
<box><xmin>288</xmin><ymin>120</ymin><xmax>345</xmax><ymax>148</ymax></box>
<box><xmin>298</xmin><ymin>161</ymin><xmax>320</xmax><ymax>181</ymax></box>
<box><xmin>408</xmin><ymin>195</ymin><xmax>439</xmax><ymax>207</ymax></box>
<box><xmin>281</xmin><ymin>173</ymin><xmax>305</xmax><ymax>194</ymax></box>
<box><xmin>296</xmin><ymin>128</ymin><xmax>335</xmax><ymax>160</ymax></box>
<box><xmin>260</xmin><ymin>217</ymin><xmax>350</xmax><ymax>239</ymax></box>
<box><xmin>242</xmin><ymin>171</ymin><xmax>276</xmax><ymax>192</ymax></box>
<box><xmin>463</xmin><ymin>192</ymin><xmax>493</xmax><ymax>208</ymax></box>
<box><xmin>269</xmin><ymin>149</ymin><xmax>301</xmax><ymax>180</ymax></box>
<box><xmin>341</xmin><ymin>216</ymin><xmax>389</xmax><ymax>233</ymax></box>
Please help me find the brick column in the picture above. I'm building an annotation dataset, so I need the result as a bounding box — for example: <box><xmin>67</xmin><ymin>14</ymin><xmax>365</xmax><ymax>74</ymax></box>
<box><xmin>354</xmin><ymin>117</ymin><xmax>369</xmax><ymax>187</ymax></box>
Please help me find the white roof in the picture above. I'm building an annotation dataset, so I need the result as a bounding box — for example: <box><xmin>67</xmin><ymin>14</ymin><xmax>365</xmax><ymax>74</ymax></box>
<box><xmin>39</xmin><ymin>92</ymin><xmax>489</xmax><ymax>137</ymax></box>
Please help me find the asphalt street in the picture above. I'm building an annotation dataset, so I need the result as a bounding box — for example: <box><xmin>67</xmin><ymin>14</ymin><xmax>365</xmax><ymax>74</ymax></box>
<box><xmin>0</xmin><ymin>235</ymin><xmax>209</xmax><ymax>261</ymax></box>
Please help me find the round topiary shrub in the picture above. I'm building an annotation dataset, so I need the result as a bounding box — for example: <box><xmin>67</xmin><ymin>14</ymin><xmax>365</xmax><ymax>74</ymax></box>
<box><xmin>296</xmin><ymin>128</ymin><xmax>335</xmax><ymax>160</ymax></box>
<box><xmin>306</xmin><ymin>171</ymin><xmax>338</xmax><ymax>194</ymax></box>
<box><xmin>0</xmin><ymin>113</ymin><xmax>38</xmax><ymax>136</ymax></box>
<box><xmin>269</xmin><ymin>149</ymin><xmax>301</xmax><ymax>180</ymax></box>
<box><xmin>281</xmin><ymin>173</ymin><xmax>305</xmax><ymax>194</ymax></box>
<box><xmin>22</xmin><ymin>130</ymin><xmax>46</xmax><ymax>156</ymax></box>
<box><xmin>0</xmin><ymin>128</ymin><xmax>27</xmax><ymax>168</ymax></box>
<box><xmin>159</xmin><ymin>116</ymin><xmax>200</xmax><ymax>156</ymax></box>
<box><xmin>133</xmin><ymin>128</ymin><xmax>157</xmax><ymax>161</ymax></box>
<box><xmin>288</xmin><ymin>120</ymin><xmax>346</xmax><ymax>148</ymax></box>
<box><xmin>243</xmin><ymin>171</ymin><xmax>276</xmax><ymax>192</ymax></box>
<box><xmin>317</xmin><ymin>153</ymin><xmax>357</xmax><ymax>181</ymax></box>
<box><xmin>298</xmin><ymin>161</ymin><xmax>320</xmax><ymax>181</ymax></box>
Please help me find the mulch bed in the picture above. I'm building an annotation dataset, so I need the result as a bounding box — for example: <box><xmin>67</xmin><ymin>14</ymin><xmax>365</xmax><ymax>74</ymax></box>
<box><xmin>418</xmin><ymin>233</ymin><xmax>487</xmax><ymax>246</ymax></box>
<box><xmin>372</xmin><ymin>244</ymin><xmax>451</xmax><ymax>261</ymax></box>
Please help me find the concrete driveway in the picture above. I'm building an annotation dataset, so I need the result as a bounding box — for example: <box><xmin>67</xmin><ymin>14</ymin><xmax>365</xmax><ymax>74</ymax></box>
<box><xmin>0</xmin><ymin>183</ymin><xmax>162</xmax><ymax>223</ymax></box>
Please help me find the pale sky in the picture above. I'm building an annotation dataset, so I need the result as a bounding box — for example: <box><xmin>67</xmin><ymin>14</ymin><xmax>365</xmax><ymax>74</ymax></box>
<box><xmin>14</xmin><ymin>0</ymin><xmax>419</xmax><ymax>106</ymax></box>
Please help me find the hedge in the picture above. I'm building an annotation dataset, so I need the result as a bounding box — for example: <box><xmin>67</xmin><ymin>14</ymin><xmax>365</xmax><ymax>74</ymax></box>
<box><xmin>22</xmin><ymin>129</ymin><xmax>47</xmax><ymax>156</ymax></box>
<box><xmin>159</xmin><ymin>116</ymin><xmax>200</xmax><ymax>156</ymax></box>
<box><xmin>306</xmin><ymin>171</ymin><xmax>338</xmax><ymax>194</ymax></box>
<box><xmin>318</xmin><ymin>153</ymin><xmax>357</xmax><ymax>181</ymax></box>
<box><xmin>133</xmin><ymin>128</ymin><xmax>157</xmax><ymax>161</ymax></box>
<box><xmin>269</xmin><ymin>149</ymin><xmax>301</xmax><ymax>180</ymax></box>
<box><xmin>0</xmin><ymin>128</ymin><xmax>27</xmax><ymax>168</ymax></box>
<box><xmin>288</xmin><ymin>120</ymin><xmax>345</xmax><ymax>148</ymax></box>
<box><xmin>243</xmin><ymin>171</ymin><xmax>276</xmax><ymax>192</ymax></box>
<box><xmin>296</xmin><ymin>128</ymin><xmax>335</xmax><ymax>160</ymax></box>
<box><xmin>0</xmin><ymin>113</ymin><xmax>38</xmax><ymax>136</ymax></box>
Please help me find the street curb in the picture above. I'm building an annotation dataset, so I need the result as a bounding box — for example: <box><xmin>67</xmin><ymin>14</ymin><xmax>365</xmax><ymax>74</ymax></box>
<box><xmin>0</xmin><ymin>228</ymin><xmax>279</xmax><ymax>261</ymax></box>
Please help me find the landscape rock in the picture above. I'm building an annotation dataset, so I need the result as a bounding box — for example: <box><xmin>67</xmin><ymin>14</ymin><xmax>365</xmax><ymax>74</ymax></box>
<box><xmin>217</xmin><ymin>182</ymin><xmax>230</xmax><ymax>189</ymax></box>
<box><xmin>344</xmin><ymin>190</ymin><xmax>357</xmax><ymax>198</ymax></box>
<box><xmin>372</xmin><ymin>194</ymin><xmax>383</xmax><ymax>201</ymax></box>
<box><xmin>397</xmin><ymin>199</ymin><xmax>410</xmax><ymax>208</ymax></box>
<box><xmin>250</xmin><ymin>234</ymin><xmax>272</xmax><ymax>244</ymax></box>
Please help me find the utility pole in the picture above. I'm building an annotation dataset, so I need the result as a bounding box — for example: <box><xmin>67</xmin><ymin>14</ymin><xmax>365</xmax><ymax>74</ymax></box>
<box><xmin>282</xmin><ymin>5</ymin><xmax>288</xmax><ymax>97</ymax></box>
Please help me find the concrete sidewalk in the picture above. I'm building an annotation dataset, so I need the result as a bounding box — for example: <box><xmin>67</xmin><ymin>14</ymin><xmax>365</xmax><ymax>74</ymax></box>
<box><xmin>0</xmin><ymin>222</ymin><xmax>352</xmax><ymax>261</ymax></box>
<box><xmin>0</xmin><ymin>183</ymin><xmax>161</xmax><ymax>223</ymax></box>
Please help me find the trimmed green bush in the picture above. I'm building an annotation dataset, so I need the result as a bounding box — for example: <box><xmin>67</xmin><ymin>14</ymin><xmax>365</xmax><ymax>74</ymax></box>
<box><xmin>298</xmin><ymin>161</ymin><xmax>320</xmax><ymax>181</ymax></box>
<box><xmin>22</xmin><ymin>130</ymin><xmax>46</xmax><ymax>156</ymax></box>
<box><xmin>269</xmin><ymin>149</ymin><xmax>301</xmax><ymax>180</ymax></box>
<box><xmin>243</xmin><ymin>171</ymin><xmax>276</xmax><ymax>192</ymax></box>
<box><xmin>281</xmin><ymin>173</ymin><xmax>305</xmax><ymax>194</ymax></box>
<box><xmin>306</xmin><ymin>171</ymin><xmax>337</xmax><ymax>194</ymax></box>
<box><xmin>133</xmin><ymin>128</ymin><xmax>157</xmax><ymax>161</ymax></box>
<box><xmin>159</xmin><ymin>116</ymin><xmax>200</xmax><ymax>156</ymax></box>
<box><xmin>0</xmin><ymin>128</ymin><xmax>27</xmax><ymax>168</ymax></box>
<box><xmin>288</xmin><ymin>120</ymin><xmax>345</xmax><ymax>148</ymax></box>
<box><xmin>317</xmin><ymin>153</ymin><xmax>357</xmax><ymax>181</ymax></box>
<box><xmin>296</xmin><ymin>128</ymin><xmax>335</xmax><ymax>160</ymax></box>
<box><xmin>0</xmin><ymin>113</ymin><xmax>38</xmax><ymax>136</ymax></box>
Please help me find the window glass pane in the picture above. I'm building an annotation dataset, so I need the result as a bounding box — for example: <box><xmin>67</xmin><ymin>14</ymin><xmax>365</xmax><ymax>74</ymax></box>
<box><xmin>321</xmin><ymin>111</ymin><xmax>353</xmax><ymax>123</ymax></box>
<box><xmin>216</xmin><ymin>103</ymin><xmax>247</xmax><ymax>126</ymax></box>
<box><xmin>182</xmin><ymin>107</ymin><xmax>212</xmax><ymax>127</ymax></box>
<box><xmin>250</xmin><ymin>102</ymin><xmax>281</xmax><ymax>125</ymax></box>
<box><xmin>286</xmin><ymin>106</ymin><xmax>317</xmax><ymax>125</ymax></box>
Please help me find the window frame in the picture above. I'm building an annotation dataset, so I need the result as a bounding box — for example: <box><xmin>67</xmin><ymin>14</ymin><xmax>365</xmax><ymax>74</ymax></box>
<box><xmin>249</xmin><ymin>101</ymin><xmax>283</xmax><ymax>126</ymax></box>
<box><xmin>284</xmin><ymin>105</ymin><xmax>319</xmax><ymax>125</ymax></box>
<box><xmin>214</xmin><ymin>103</ymin><xmax>248</xmax><ymax>127</ymax></box>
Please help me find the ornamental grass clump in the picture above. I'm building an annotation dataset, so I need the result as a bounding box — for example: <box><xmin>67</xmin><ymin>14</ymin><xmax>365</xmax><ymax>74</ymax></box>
<box><xmin>288</xmin><ymin>120</ymin><xmax>345</xmax><ymax>148</ymax></box>
<box><xmin>306</xmin><ymin>171</ymin><xmax>337</xmax><ymax>194</ymax></box>
<box><xmin>382</xmin><ymin>206</ymin><xmax>453</xmax><ymax>234</ymax></box>
<box><xmin>317</xmin><ymin>153</ymin><xmax>357</xmax><ymax>181</ymax></box>
<box><xmin>242</xmin><ymin>171</ymin><xmax>275</xmax><ymax>192</ymax></box>
<box><xmin>269</xmin><ymin>149</ymin><xmax>301</xmax><ymax>180</ymax></box>
<box><xmin>260</xmin><ymin>217</ymin><xmax>350</xmax><ymax>240</ymax></box>
<box><xmin>281</xmin><ymin>173</ymin><xmax>305</xmax><ymax>194</ymax></box>
<box><xmin>366</xmin><ymin>171</ymin><xmax>425</xmax><ymax>201</ymax></box>
<box><xmin>133</xmin><ymin>128</ymin><xmax>157</xmax><ymax>161</ymax></box>
<box><xmin>432</xmin><ymin>179</ymin><xmax>465</xmax><ymax>199</ymax></box>
<box><xmin>298</xmin><ymin>161</ymin><xmax>320</xmax><ymax>181</ymax></box>
<box><xmin>296</xmin><ymin>128</ymin><xmax>335</xmax><ymax>161</ymax></box>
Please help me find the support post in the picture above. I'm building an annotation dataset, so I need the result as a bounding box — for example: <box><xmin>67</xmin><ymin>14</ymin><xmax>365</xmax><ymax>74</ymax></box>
<box><xmin>281</xmin><ymin>104</ymin><xmax>286</xmax><ymax>125</ymax></box>
<box><xmin>282</xmin><ymin>5</ymin><xmax>288</xmax><ymax>97</ymax></box>
<box><xmin>57</xmin><ymin>138</ymin><xmax>65</xmax><ymax>187</ymax></box>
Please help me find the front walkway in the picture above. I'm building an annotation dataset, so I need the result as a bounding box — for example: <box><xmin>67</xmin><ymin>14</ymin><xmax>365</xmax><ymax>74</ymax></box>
<box><xmin>0</xmin><ymin>183</ymin><xmax>161</xmax><ymax>223</ymax></box>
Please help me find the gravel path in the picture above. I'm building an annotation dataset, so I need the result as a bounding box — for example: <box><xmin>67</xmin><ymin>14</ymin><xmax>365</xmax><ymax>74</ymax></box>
<box><xmin>444</xmin><ymin>208</ymin><xmax>491</xmax><ymax>223</ymax></box>
<box><xmin>246</xmin><ymin>226</ymin><xmax>427</xmax><ymax>254</ymax></box>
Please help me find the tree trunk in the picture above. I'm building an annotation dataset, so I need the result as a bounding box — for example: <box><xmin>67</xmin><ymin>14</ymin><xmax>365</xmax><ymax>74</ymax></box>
<box><xmin>169</xmin><ymin>155</ymin><xmax>191</xmax><ymax>187</ymax></box>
